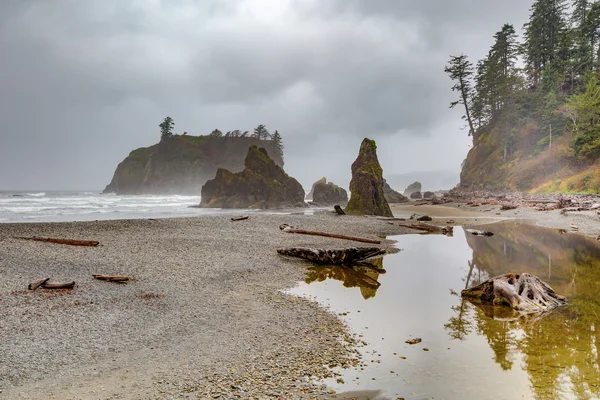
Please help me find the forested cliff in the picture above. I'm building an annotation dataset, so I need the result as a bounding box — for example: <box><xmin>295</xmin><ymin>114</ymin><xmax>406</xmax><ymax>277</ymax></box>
<box><xmin>450</xmin><ymin>0</ymin><xmax>600</xmax><ymax>193</ymax></box>
<box><xmin>104</xmin><ymin>126</ymin><xmax>284</xmax><ymax>195</ymax></box>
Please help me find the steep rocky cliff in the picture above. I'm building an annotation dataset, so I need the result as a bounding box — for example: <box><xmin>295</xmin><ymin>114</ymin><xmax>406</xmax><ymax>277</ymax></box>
<box><xmin>103</xmin><ymin>135</ymin><xmax>283</xmax><ymax>195</ymax></box>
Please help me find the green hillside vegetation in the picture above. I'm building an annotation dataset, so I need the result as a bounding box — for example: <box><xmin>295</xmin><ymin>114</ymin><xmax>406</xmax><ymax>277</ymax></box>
<box><xmin>449</xmin><ymin>0</ymin><xmax>600</xmax><ymax>193</ymax></box>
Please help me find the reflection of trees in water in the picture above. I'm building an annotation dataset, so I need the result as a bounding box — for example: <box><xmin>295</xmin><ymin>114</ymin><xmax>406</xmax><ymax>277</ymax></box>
<box><xmin>445</xmin><ymin>222</ymin><xmax>600</xmax><ymax>399</ymax></box>
<box><xmin>304</xmin><ymin>258</ymin><xmax>384</xmax><ymax>299</ymax></box>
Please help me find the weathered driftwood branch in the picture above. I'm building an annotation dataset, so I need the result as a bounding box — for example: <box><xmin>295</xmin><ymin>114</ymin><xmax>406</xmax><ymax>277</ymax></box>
<box><xmin>397</xmin><ymin>223</ymin><xmax>453</xmax><ymax>236</ymax></box>
<box><xmin>14</xmin><ymin>237</ymin><xmax>99</xmax><ymax>247</ymax></box>
<box><xmin>279</xmin><ymin>224</ymin><xmax>381</xmax><ymax>244</ymax></box>
<box><xmin>231</xmin><ymin>215</ymin><xmax>249</xmax><ymax>221</ymax></box>
<box><xmin>500</xmin><ymin>204</ymin><xmax>518</xmax><ymax>210</ymax></box>
<box><xmin>462</xmin><ymin>273</ymin><xmax>565</xmax><ymax>312</ymax></box>
<box><xmin>334</xmin><ymin>205</ymin><xmax>346</xmax><ymax>215</ymax></box>
<box><xmin>277</xmin><ymin>247</ymin><xmax>385</xmax><ymax>266</ymax></box>
<box><xmin>28</xmin><ymin>278</ymin><xmax>50</xmax><ymax>290</ymax></box>
<box><xmin>93</xmin><ymin>274</ymin><xmax>129</xmax><ymax>283</ymax></box>
<box><xmin>41</xmin><ymin>281</ymin><xmax>76</xmax><ymax>290</ymax></box>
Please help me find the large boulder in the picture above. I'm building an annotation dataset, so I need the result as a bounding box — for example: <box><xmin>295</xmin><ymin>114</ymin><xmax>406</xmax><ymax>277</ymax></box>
<box><xmin>410</xmin><ymin>191</ymin><xmax>422</xmax><ymax>199</ymax></box>
<box><xmin>344</xmin><ymin>139</ymin><xmax>393</xmax><ymax>217</ymax></box>
<box><xmin>200</xmin><ymin>145</ymin><xmax>305</xmax><ymax>209</ymax></box>
<box><xmin>403</xmin><ymin>181</ymin><xmax>422</xmax><ymax>197</ymax></box>
<box><xmin>306</xmin><ymin>177</ymin><xmax>326</xmax><ymax>201</ymax></box>
<box><xmin>423</xmin><ymin>191</ymin><xmax>436</xmax><ymax>199</ymax></box>
<box><xmin>383</xmin><ymin>179</ymin><xmax>409</xmax><ymax>203</ymax></box>
<box><xmin>312</xmin><ymin>179</ymin><xmax>348</xmax><ymax>205</ymax></box>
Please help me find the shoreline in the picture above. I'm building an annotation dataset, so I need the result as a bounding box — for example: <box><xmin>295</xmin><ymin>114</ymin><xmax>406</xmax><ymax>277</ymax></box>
<box><xmin>2</xmin><ymin>204</ymin><xmax>597</xmax><ymax>399</ymax></box>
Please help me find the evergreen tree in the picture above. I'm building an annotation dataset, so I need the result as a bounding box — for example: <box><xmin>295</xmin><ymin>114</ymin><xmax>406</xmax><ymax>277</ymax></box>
<box><xmin>445</xmin><ymin>54</ymin><xmax>476</xmax><ymax>136</ymax></box>
<box><xmin>159</xmin><ymin>116</ymin><xmax>175</xmax><ymax>140</ymax></box>
<box><xmin>271</xmin><ymin>130</ymin><xmax>284</xmax><ymax>159</ymax></box>
<box><xmin>523</xmin><ymin>0</ymin><xmax>569</xmax><ymax>86</ymax></box>
<box><xmin>253</xmin><ymin>124</ymin><xmax>270</xmax><ymax>140</ymax></box>
<box><xmin>209</xmin><ymin>129</ymin><xmax>223</xmax><ymax>137</ymax></box>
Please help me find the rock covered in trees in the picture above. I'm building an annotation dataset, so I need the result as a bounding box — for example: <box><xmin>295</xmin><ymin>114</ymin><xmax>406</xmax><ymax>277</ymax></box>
<box><xmin>383</xmin><ymin>180</ymin><xmax>409</xmax><ymax>203</ymax></box>
<box><xmin>306</xmin><ymin>177</ymin><xmax>326</xmax><ymax>201</ymax></box>
<box><xmin>410</xmin><ymin>191</ymin><xmax>422</xmax><ymax>199</ymax></box>
<box><xmin>312</xmin><ymin>179</ymin><xmax>348</xmax><ymax>205</ymax></box>
<box><xmin>103</xmin><ymin>135</ymin><xmax>284</xmax><ymax>195</ymax></box>
<box><xmin>200</xmin><ymin>145</ymin><xmax>305</xmax><ymax>209</ymax></box>
<box><xmin>403</xmin><ymin>181</ymin><xmax>422</xmax><ymax>197</ymax></box>
<box><xmin>344</xmin><ymin>139</ymin><xmax>393</xmax><ymax>217</ymax></box>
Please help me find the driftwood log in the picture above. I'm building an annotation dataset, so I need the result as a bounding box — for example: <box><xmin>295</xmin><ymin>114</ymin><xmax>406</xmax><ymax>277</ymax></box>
<box><xmin>334</xmin><ymin>205</ymin><xmax>346</xmax><ymax>215</ymax></box>
<box><xmin>277</xmin><ymin>247</ymin><xmax>385</xmax><ymax>266</ymax></box>
<box><xmin>462</xmin><ymin>273</ymin><xmax>566</xmax><ymax>312</ymax></box>
<box><xmin>28</xmin><ymin>278</ymin><xmax>50</xmax><ymax>290</ymax></box>
<box><xmin>231</xmin><ymin>215</ymin><xmax>249</xmax><ymax>221</ymax></box>
<box><xmin>41</xmin><ymin>281</ymin><xmax>76</xmax><ymax>290</ymax></box>
<box><xmin>466</xmin><ymin>229</ymin><xmax>494</xmax><ymax>237</ymax></box>
<box><xmin>93</xmin><ymin>274</ymin><xmax>130</xmax><ymax>283</ymax></box>
<box><xmin>279</xmin><ymin>224</ymin><xmax>381</xmax><ymax>244</ymax></box>
<box><xmin>14</xmin><ymin>237</ymin><xmax>99</xmax><ymax>247</ymax></box>
<box><xmin>397</xmin><ymin>223</ymin><xmax>453</xmax><ymax>236</ymax></box>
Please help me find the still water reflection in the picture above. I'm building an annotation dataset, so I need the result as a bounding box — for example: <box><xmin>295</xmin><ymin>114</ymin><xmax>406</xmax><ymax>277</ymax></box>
<box><xmin>287</xmin><ymin>222</ymin><xmax>600</xmax><ymax>400</ymax></box>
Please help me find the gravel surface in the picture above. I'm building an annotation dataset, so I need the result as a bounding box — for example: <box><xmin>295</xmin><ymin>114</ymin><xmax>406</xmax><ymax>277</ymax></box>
<box><xmin>0</xmin><ymin>213</ymin><xmax>408</xmax><ymax>399</ymax></box>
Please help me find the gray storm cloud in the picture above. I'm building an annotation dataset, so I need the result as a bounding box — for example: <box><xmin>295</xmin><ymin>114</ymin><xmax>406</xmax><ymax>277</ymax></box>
<box><xmin>0</xmin><ymin>0</ymin><xmax>532</xmax><ymax>191</ymax></box>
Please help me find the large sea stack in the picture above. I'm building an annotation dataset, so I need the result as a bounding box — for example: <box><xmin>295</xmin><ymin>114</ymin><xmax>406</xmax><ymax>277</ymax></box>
<box><xmin>312</xmin><ymin>179</ymin><xmax>348</xmax><ymax>205</ymax></box>
<box><xmin>403</xmin><ymin>181</ymin><xmax>422</xmax><ymax>197</ymax></box>
<box><xmin>344</xmin><ymin>139</ymin><xmax>393</xmax><ymax>217</ymax></box>
<box><xmin>200</xmin><ymin>145</ymin><xmax>305</xmax><ymax>209</ymax></box>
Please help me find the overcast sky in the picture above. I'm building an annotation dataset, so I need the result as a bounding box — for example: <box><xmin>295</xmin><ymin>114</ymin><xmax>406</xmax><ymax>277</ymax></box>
<box><xmin>0</xmin><ymin>0</ymin><xmax>533</xmax><ymax>191</ymax></box>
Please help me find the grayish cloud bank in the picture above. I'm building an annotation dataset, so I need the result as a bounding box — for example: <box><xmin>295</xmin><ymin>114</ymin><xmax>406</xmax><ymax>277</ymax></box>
<box><xmin>0</xmin><ymin>0</ymin><xmax>532</xmax><ymax>191</ymax></box>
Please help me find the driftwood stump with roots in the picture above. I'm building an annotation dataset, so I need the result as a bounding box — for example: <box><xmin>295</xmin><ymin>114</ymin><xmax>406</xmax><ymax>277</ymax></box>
<box><xmin>277</xmin><ymin>247</ymin><xmax>385</xmax><ymax>266</ymax></box>
<box><xmin>462</xmin><ymin>273</ymin><xmax>566</xmax><ymax>312</ymax></box>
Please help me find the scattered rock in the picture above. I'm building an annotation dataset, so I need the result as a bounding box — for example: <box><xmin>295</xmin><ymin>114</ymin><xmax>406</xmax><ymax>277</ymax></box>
<box><xmin>403</xmin><ymin>181</ymin><xmax>422</xmax><ymax>197</ymax></box>
<box><xmin>417</xmin><ymin>215</ymin><xmax>432</xmax><ymax>221</ymax></box>
<box><xmin>200</xmin><ymin>145</ymin><xmax>305</xmax><ymax>209</ymax></box>
<box><xmin>405</xmin><ymin>338</ymin><xmax>422</xmax><ymax>345</ymax></box>
<box><xmin>383</xmin><ymin>179</ymin><xmax>409</xmax><ymax>203</ymax></box>
<box><xmin>345</xmin><ymin>138</ymin><xmax>393</xmax><ymax>217</ymax></box>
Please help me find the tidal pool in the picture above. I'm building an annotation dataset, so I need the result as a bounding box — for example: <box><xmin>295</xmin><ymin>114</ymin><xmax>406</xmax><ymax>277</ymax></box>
<box><xmin>287</xmin><ymin>221</ymin><xmax>600</xmax><ymax>400</ymax></box>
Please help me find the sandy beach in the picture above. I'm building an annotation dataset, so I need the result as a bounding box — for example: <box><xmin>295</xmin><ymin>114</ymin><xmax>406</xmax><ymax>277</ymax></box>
<box><xmin>0</xmin><ymin>213</ymin><xmax>411</xmax><ymax>399</ymax></box>
<box><xmin>1</xmin><ymin>204</ymin><xmax>598</xmax><ymax>399</ymax></box>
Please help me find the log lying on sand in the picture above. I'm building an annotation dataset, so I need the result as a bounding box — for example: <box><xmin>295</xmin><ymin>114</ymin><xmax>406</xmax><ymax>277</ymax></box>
<box><xmin>397</xmin><ymin>223</ymin><xmax>453</xmax><ymax>236</ymax></box>
<box><xmin>466</xmin><ymin>229</ymin><xmax>494</xmax><ymax>237</ymax></box>
<box><xmin>334</xmin><ymin>205</ymin><xmax>346</xmax><ymax>215</ymax></box>
<box><xmin>28</xmin><ymin>278</ymin><xmax>50</xmax><ymax>290</ymax></box>
<box><xmin>500</xmin><ymin>204</ymin><xmax>518</xmax><ymax>210</ymax></box>
<box><xmin>93</xmin><ymin>274</ymin><xmax>130</xmax><ymax>283</ymax></box>
<box><xmin>41</xmin><ymin>281</ymin><xmax>76</xmax><ymax>290</ymax></box>
<box><xmin>279</xmin><ymin>224</ymin><xmax>381</xmax><ymax>244</ymax></box>
<box><xmin>462</xmin><ymin>273</ymin><xmax>566</xmax><ymax>312</ymax></box>
<box><xmin>277</xmin><ymin>247</ymin><xmax>385</xmax><ymax>266</ymax></box>
<box><xmin>14</xmin><ymin>237</ymin><xmax>99</xmax><ymax>247</ymax></box>
<box><xmin>231</xmin><ymin>215</ymin><xmax>249</xmax><ymax>221</ymax></box>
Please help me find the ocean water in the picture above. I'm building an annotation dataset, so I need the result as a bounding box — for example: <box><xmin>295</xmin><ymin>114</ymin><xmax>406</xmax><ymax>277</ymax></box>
<box><xmin>0</xmin><ymin>191</ymin><xmax>220</xmax><ymax>223</ymax></box>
